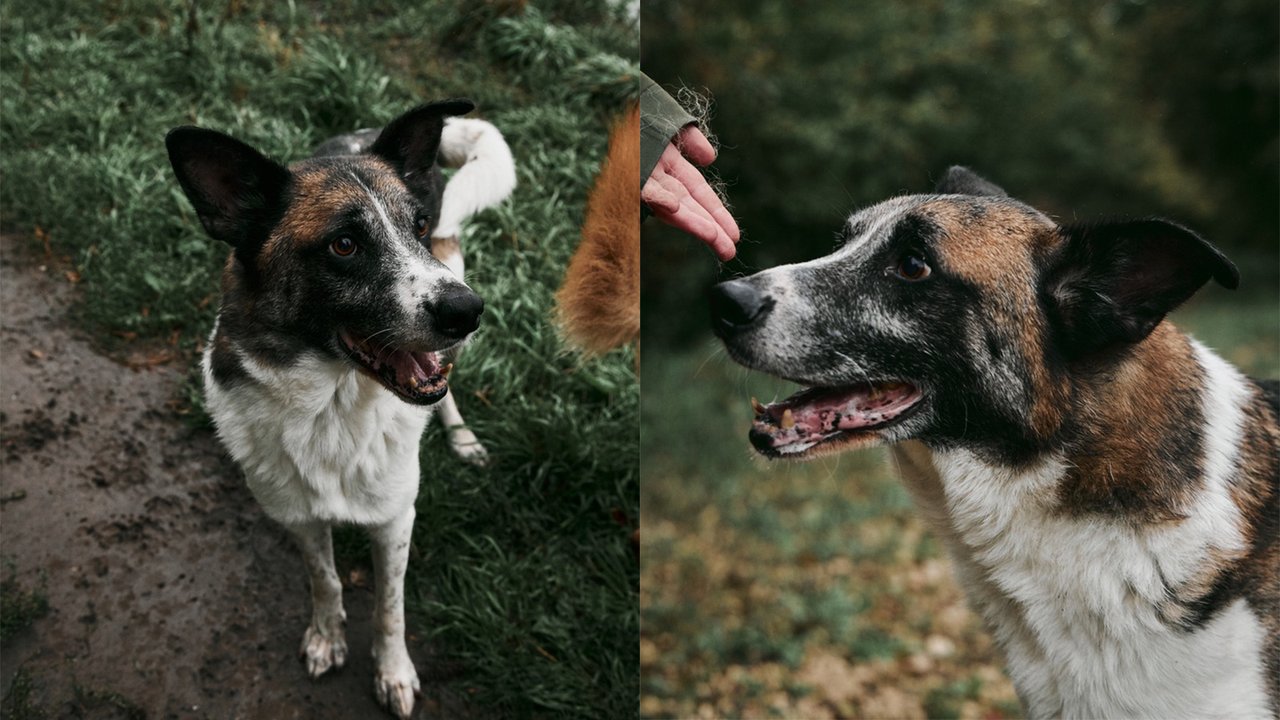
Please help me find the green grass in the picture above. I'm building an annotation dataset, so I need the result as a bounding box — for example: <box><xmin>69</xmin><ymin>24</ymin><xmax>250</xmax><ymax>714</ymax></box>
<box><xmin>1170</xmin><ymin>253</ymin><xmax>1280</xmax><ymax>378</ymax></box>
<box><xmin>0</xmin><ymin>576</ymin><xmax>50</xmax><ymax>641</ymax></box>
<box><xmin>1</xmin><ymin>2</ymin><xmax>638</xmax><ymax>717</ymax></box>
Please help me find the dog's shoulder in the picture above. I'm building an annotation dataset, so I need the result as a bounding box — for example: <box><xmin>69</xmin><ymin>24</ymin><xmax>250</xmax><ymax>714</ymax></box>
<box><xmin>1251</xmin><ymin>377</ymin><xmax>1280</xmax><ymax>418</ymax></box>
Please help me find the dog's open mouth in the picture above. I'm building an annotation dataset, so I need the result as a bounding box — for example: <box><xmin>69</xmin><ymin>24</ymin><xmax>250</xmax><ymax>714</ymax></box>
<box><xmin>338</xmin><ymin>330</ymin><xmax>452</xmax><ymax>405</ymax></box>
<box><xmin>749</xmin><ymin>381</ymin><xmax>924</xmax><ymax>458</ymax></box>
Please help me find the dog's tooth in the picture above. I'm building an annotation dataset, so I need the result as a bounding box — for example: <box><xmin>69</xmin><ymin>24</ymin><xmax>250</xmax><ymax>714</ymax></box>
<box><xmin>751</xmin><ymin>396</ymin><xmax>766</xmax><ymax>416</ymax></box>
<box><xmin>408</xmin><ymin>376</ymin><xmax>420</xmax><ymax>389</ymax></box>
<box><xmin>781</xmin><ymin>408</ymin><xmax>796</xmax><ymax>430</ymax></box>
<box><xmin>441</xmin><ymin>363</ymin><xmax>453</xmax><ymax>378</ymax></box>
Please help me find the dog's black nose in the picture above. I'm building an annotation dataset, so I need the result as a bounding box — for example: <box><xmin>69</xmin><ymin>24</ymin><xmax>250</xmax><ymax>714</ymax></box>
<box><xmin>431</xmin><ymin>287</ymin><xmax>484</xmax><ymax>338</ymax></box>
<box><xmin>709</xmin><ymin>279</ymin><xmax>772</xmax><ymax>336</ymax></box>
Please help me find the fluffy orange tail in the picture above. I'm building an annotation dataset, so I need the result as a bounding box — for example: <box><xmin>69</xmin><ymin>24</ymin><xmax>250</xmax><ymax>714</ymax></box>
<box><xmin>555</xmin><ymin>104</ymin><xmax>640</xmax><ymax>355</ymax></box>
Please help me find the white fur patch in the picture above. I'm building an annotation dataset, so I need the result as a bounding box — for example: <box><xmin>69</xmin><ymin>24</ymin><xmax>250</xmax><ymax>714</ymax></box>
<box><xmin>432</xmin><ymin>118</ymin><xmax>516</xmax><ymax>239</ymax></box>
<box><xmin>912</xmin><ymin>341</ymin><xmax>1272</xmax><ymax>720</ymax></box>
<box><xmin>202</xmin><ymin>328</ymin><xmax>431</xmax><ymax>527</ymax></box>
<box><xmin>351</xmin><ymin>170</ymin><xmax>398</xmax><ymax>241</ymax></box>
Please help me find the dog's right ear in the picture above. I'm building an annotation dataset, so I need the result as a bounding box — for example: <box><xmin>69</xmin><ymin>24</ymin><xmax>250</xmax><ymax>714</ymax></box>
<box><xmin>165</xmin><ymin>127</ymin><xmax>290</xmax><ymax>261</ymax></box>
<box><xmin>935</xmin><ymin>166</ymin><xmax>1008</xmax><ymax>197</ymax></box>
<box><xmin>370</xmin><ymin>99</ymin><xmax>476</xmax><ymax>179</ymax></box>
<box><xmin>1043</xmin><ymin>218</ymin><xmax>1239</xmax><ymax>358</ymax></box>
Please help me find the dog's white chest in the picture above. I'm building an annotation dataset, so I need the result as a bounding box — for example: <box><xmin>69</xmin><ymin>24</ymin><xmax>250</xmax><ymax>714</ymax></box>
<box><xmin>911</xmin><ymin>447</ymin><xmax>1273</xmax><ymax>720</ymax></box>
<box><xmin>203</xmin><ymin>343</ymin><xmax>430</xmax><ymax>527</ymax></box>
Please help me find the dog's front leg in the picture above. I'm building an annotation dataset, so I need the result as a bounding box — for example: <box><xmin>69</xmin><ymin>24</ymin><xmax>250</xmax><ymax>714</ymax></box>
<box><xmin>369</xmin><ymin>508</ymin><xmax>420</xmax><ymax>719</ymax></box>
<box><xmin>431</xmin><ymin>235</ymin><xmax>489</xmax><ymax>467</ymax></box>
<box><xmin>288</xmin><ymin>521</ymin><xmax>348</xmax><ymax>678</ymax></box>
<box><xmin>435</xmin><ymin>388</ymin><xmax>489</xmax><ymax>466</ymax></box>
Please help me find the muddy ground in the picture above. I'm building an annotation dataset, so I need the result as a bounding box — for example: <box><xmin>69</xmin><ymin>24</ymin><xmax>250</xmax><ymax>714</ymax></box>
<box><xmin>0</xmin><ymin>233</ymin><xmax>473</xmax><ymax>719</ymax></box>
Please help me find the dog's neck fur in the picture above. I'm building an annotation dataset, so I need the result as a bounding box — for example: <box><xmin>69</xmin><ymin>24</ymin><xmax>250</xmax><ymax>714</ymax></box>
<box><xmin>203</xmin><ymin>326</ymin><xmax>432</xmax><ymax>527</ymax></box>
<box><xmin>891</xmin><ymin>322</ymin><xmax>1278</xmax><ymax>719</ymax></box>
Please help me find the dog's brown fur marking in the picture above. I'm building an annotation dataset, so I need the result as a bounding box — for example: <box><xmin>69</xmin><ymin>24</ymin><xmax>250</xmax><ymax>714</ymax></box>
<box><xmin>430</xmin><ymin>235</ymin><xmax>461</xmax><ymax>265</ymax></box>
<box><xmin>555</xmin><ymin>104</ymin><xmax>640</xmax><ymax>355</ymax></box>
<box><xmin>919</xmin><ymin>199</ymin><xmax>1057</xmax><ymax>288</ymax></box>
<box><xmin>1055</xmin><ymin>324</ymin><xmax>1206</xmax><ymax>523</ymax></box>
<box><xmin>260</xmin><ymin>159</ymin><xmax>405</xmax><ymax>269</ymax></box>
<box><xmin>922</xmin><ymin>200</ymin><xmax>1069</xmax><ymax>442</ymax></box>
<box><xmin>1232</xmin><ymin>383</ymin><xmax>1280</xmax><ymax>703</ymax></box>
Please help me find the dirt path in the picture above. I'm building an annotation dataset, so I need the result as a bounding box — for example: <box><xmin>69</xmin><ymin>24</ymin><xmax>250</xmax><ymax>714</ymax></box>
<box><xmin>0</xmin><ymin>233</ymin><xmax>470</xmax><ymax>719</ymax></box>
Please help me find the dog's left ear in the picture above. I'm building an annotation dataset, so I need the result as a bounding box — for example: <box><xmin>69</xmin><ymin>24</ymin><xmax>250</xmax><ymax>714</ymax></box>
<box><xmin>1043</xmin><ymin>218</ymin><xmax>1239</xmax><ymax>357</ymax></box>
<box><xmin>370</xmin><ymin>99</ymin><xmax>476</xmax><ymax>177</ymax></box>
<box><xmin>935</xmin><ymin>166</ymin><xmax>1008</xmax><ymax>197</ymax></box>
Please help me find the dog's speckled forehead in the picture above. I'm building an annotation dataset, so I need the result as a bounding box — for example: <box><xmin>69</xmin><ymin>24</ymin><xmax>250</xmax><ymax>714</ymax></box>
<box><xmin>288</xmin><ymin>157</ymin><xmax>411</xmax><ymax>231</ymax></box>
<box><xmin>259</xmin><ymin>156</ymin><xmax>419</xmax><ymax>260</ymax></box>
<box><xmin>842</xmin><ymin>193</ymin><xmax>1060</xmax><ymax>285</ymax></box>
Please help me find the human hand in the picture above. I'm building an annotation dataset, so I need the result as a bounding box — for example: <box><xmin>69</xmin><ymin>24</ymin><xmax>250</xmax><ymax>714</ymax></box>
<box><xmin>642</xmin><ymin>126</ymin><xmax>741</xmax><ymax>261</ymax></box>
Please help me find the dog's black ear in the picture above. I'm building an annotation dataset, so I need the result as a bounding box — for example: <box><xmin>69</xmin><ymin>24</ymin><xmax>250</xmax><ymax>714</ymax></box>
<box><xmin>1044</xmin><ymin>218</ymin><xmax>1239</xmax><ymax>357</ymax></box>
<box><xmin>935</xmin><ymin>166</ymin><xmax>1007</xmax><ymax>197</ymax></box>
<box><xmin>370</xmin><ymin>99</ymin><xmax>475</xmax><ymax>178</ymax></box>
<box><xmin>165</xmin><ymin>127</ymin><xmax>290</xmax><ymax>263</ymax></box>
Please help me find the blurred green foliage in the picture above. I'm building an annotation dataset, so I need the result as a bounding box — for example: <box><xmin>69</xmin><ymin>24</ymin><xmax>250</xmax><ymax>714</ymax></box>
<box><xmin>641</xmin><ymin>0</ymin><xmax>1278</xmax><ymax>347</ymax></box>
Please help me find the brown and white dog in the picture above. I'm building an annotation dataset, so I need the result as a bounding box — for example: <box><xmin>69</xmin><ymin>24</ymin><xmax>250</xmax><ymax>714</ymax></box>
<box><xmin>711</xmin><ymin>167</ymin><xmax>1278</xmax><ymax>719</ymax></box>
<box><xmin>166</xmin><ymin>100</ymin><xmax>514</xmax><ymax>718</ymax></box>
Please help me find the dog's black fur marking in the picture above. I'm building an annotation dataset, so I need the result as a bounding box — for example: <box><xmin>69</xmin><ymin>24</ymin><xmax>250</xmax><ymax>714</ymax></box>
<box><xmin>369</xmin><ymin>99</ymin><xmax>474</xmax><ymax>226</ymax></box>
<box><xmin>935</xmin><ymin>165</ymin><xmax>1009</xmax><ymax>197</ymax></box>
<box><xmin>165</xmin><ymin>128</ymin><xmax>291</xmax><ymax>278</ymax></box>
<box><xmin>1044</xmin><ymin>219</ymin><xmax>1240</xmax><ymax>359</ymax></box>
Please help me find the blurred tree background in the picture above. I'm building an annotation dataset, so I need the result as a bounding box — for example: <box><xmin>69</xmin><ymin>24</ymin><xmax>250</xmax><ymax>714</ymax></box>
<box><xmin>641</xmin><ymin>0</ymin><xmax>1278</xmax><ymax>348</ymax></box>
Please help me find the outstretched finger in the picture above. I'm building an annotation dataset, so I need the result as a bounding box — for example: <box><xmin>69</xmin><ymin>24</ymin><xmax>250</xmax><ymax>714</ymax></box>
<box><xmin>676</xmin><ymin>126</ymin><xmax>717</xmax><ymax>167</ymax></box>
<box><xmin>666</xmin><ymin>153</ymin><xmax>740</xmax><ymax>243</ymax></box>
<box><xmin>641</xmin><ymin>171</ymin><xmax>681</xmax><ymax>214</ymax></box>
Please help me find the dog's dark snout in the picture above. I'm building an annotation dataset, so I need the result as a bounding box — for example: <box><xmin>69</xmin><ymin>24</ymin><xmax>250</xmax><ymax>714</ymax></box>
<box><xmin>709</xmin><ymin>279</ymin><xmax>773</xmax><ymax>336</ymax></box>
<box><xmin>431</xmin><ymin>286</ymin><xmax>484</xmax><ymax>338</ymax></box>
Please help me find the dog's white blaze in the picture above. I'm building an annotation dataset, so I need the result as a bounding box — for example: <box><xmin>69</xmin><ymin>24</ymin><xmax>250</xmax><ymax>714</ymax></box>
<box><xmin>346</xmin><ymin>170</ymin><xmax>434</xmax><ymax>319</ymax></box>
<box><xmin>345</xmin><ymin>171</ymin><xmax>439</xmax><ymax>321</ymax></box>
<box><xmin>351</xmin><ymin>171</ymin><xmax>399</xmax><ymax>241</ymax></box>
<box><xmin>921</xmin><ymin>342</ymin><xmax>1271</xmax><ymax>720</ymax></box>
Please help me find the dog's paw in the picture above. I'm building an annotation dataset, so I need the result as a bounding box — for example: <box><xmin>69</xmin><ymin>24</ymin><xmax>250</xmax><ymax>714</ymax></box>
<box><xmin>299</xmin><ymin>622</ymin><xmax>347</xmax><ymax>679</ymax></box>
<box><xmin>374</xmin><ymin>659</ymin><xmax>421</xmax><ymax>719</ymax></box>
<box><xmin>448</xmin><ymin>428</ymin><xmax>489</xmax><ymax>467</ymax></box>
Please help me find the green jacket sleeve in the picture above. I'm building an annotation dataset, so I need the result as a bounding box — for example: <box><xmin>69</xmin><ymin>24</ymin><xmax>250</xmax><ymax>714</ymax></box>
<box><xmin>640</xmin><ymin>73</ymin><xmax>697</xmax><ymax>187</ymax></box>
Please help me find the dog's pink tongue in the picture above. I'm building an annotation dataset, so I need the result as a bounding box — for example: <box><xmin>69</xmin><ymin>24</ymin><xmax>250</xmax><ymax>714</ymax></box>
<box><xmin>387</xmin><ymin>350</ymin><xmax>442</xmax><ymax>390</ymax></box>
<box><xmin>750</xmin><ymin>383</ymin><xmax>918</xmax><ymax>450</ymax></box>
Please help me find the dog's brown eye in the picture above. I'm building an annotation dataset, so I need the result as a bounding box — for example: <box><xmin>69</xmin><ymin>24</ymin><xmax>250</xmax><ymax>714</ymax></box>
<box><xmin>894</xmin><ymin>255</ymin><xmax>931</xmax><ymax>281</ymax></box>
<box><xmin>330</xmin><ymin>237</ymin><xmax>357</xmax><ymax>257</ymax></box>
<box><xmin>414</xmin><ymin>215</ymin><xmax>430</xmax><ymax>238</ymax></box>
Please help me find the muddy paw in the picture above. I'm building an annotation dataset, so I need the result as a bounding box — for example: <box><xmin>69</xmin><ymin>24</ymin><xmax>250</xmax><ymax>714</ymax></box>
<box><xmin>299</xmin><ymin>623</ymin><xmax>347</xmax><ymax>678</ymax></box>
<box><xmin>448</xmin><ymin>429</ymin><xmax>489</xmax><ymax>467</ymax></box>
<box><xmin>375</xmin><ymin>662</ymin><xmax>421</xmax><ymax>719</ymax></box>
